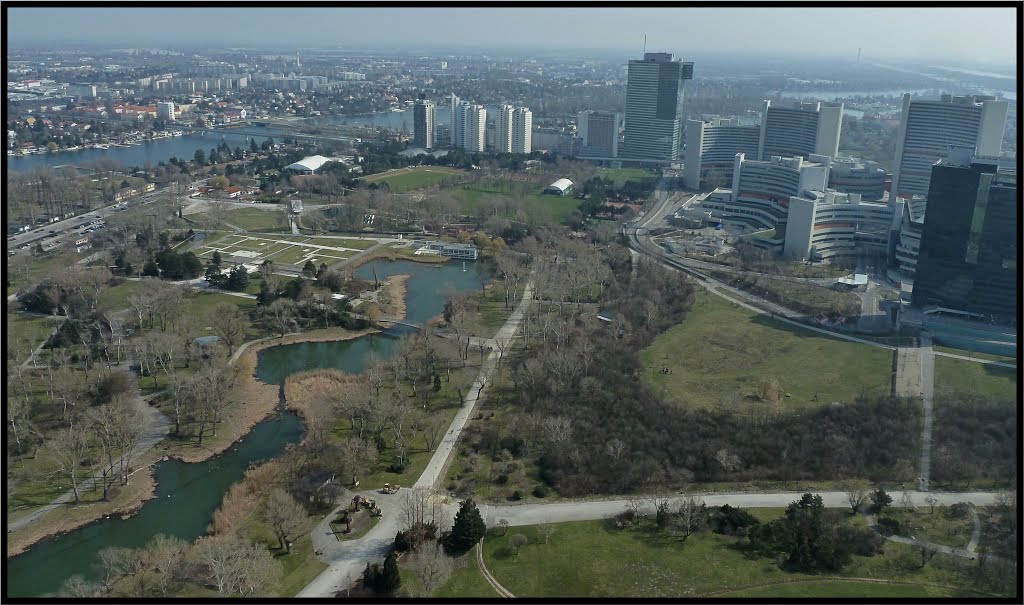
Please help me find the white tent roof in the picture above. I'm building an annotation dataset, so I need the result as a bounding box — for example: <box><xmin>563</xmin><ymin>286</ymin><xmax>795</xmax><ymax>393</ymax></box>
<box><xmin>285</xmin><ymin>155</ymin><xmax>336</xmax><ymax>173</ymax></box>
<box><xmin>545</xmin><ymin>178</ymin><xmax>574</xmax><ymax>192</ymax></box>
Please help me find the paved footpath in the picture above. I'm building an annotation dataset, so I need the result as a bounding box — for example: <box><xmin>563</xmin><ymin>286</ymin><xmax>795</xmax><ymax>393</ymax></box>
<box><xmin>297</xmin><ymin>275</ymin><xmax>535</xmax><ymax>598</ymax></box>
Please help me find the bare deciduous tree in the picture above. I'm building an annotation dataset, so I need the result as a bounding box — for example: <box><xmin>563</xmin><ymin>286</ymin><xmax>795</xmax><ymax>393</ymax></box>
<box><xmin>540</xmin><ymin>518</ymin><xmax>556</xmax><ymax>544</ymax></box>
<box><xmin>406</xmin><ymin>541</ymin><xmax>456</xmax><ymax>597</ymax></box>
<box><xmin>261</xmin><ymin>488</ymin><xmax>307</xmax><ymax>554</ymax></box>
<box><xmin>509</xmin><ymin>533</ymin><xmax>528</xmax><ymax>555</ymax></box>
<box><xmin>675</xmin><ymin>496</ymin><xmax>706</xmax><ymax>542</ymax></box>
<box><xmin>44</xmin><ymin>423</ymin><xmax>93</xmax><ymax>503</ymax></box>
<box><xmin>843</xmin><ymin>481</ymin><xmax>870</xmax><ymax>514</ymax></box>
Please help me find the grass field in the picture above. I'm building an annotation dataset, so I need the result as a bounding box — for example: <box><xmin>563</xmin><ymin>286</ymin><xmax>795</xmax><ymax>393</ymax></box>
<box><xmin>6</xmin><ymin>250</ymin><xmax>84</xmax><ymax>296</ymax></box>
<box><xmin>360</xmin><ymin>166</ymin><xmax>466</xmax><ymax>192</ymax></box>
<box><xmin>195</xmin><ymin>233</ymin><xmax>369</xmax><ymax>268</ymax></box>
<box><xmin>433</xmin><ymin>513</ymin><xmax>1002</xmax><ymax>598</ymax></box>
<box><xmin>716</xmin><ymin>581</ymin><xmax>960</xmax><ymax>598</ymax></box>
<box><xmin>6</xmin><ymin>309</ymin><xmax>57</xmax><ymax>356</ymax></box>
<box><xmin>430</xmin><ymin>551</ymin><xmax>500</xmax><ymax>598</ymax></box>
<box><xmin>455</xmin><ymin>181</ymin><xmax>582</xmax><ymax>225</ymax></box>
<box><xmin>193</xmin><ymin>207</ymin><xmax>290</xmax><ymax>232</ymax></box>
<box><xmin>97</xmin><ymin>280</ymin><xmax>149</xmax><ymax>312</ymax></box>
<box><xmin>641</xmin><ymin>290</ymin><xmax>892</xmax><ymax>411</ymax></box>
<box><xmin>933</xmin><ymin>356</ymin><xmax>1017</xmax><ymax>403</ymax></box>
<box><xmin>934</xmin><ymin>345</ymin><xmax>1017</xmax><ymax>364</ymax></box>
<box><xmin>597</xmin><ymin>166</ymin><xmax>658</xmax><ymax>184</ymax></box>
<box><xmin>878</xmin><ymin>507</ymin><xmax>975</xmax><ymax>548</ymax></box>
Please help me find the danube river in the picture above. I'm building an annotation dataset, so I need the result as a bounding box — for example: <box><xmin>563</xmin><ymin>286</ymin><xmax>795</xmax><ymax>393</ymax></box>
<box><xmin>7</xmin><ymin>127</ymin><xmax>293</xmax><ymax>173</ymax></box>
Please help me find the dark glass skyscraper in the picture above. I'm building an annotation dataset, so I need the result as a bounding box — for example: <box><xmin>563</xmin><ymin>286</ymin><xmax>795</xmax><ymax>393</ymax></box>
<box><xmin>620</xmin><ymin>53</ymin><xmax>692</xmax><ymax>162</ymax></box>
<box><xmin>912</xmin><ymin>155</ymin><xmax>1017</xmax><ymax>321</ymax></box>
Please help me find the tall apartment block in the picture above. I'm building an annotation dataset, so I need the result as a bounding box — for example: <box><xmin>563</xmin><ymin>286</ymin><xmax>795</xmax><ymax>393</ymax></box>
<box><xmin>758</xmin><ymin>100</ymin><xmax>843</xmax><ymax>160</ymax></box>
<box><xmin>156</xmin><ymin>101</ymin><xmax>176</xmax><ymax>122</ymax></box>
<box><xmin>890</xmin><ymin>93</ymin><xmax>1008</xmax><ymax>200</ymax></box>
<box><xmin>495</xmin><ymin>105</ymin><xmax>514</xmax><ymax>153</ymax></box>
<box><xmin>512</xmin><ymin>106</ymin><xmax>532</xmax><ymax>154</ymax></box>
<box><xmin>620</xmin><ymin>53</ymin><xmax>693</xmax><ymax>162</ymax></box>
<box><xmin>683</xmin><ymin>116</ymin><xmax>760</xmax><ymax>189</ymax></box>
<box><xmin>911</xmin><ymin>147</ymin><xmax>1017</xmax><ymax>320</ymax></box>
<box><xmin>578</xmin><ymin>110</ymin><xmax>621</xmax><ymax>158</ymax></box>
<box><xmin>449</xmin><ymin>93</ymin><xmax>462</xmax><ymax>149</ymax></box>
<box><xmin>413</xmin><ymin>96</ymin><xmax>435</xmax><ymax>150</ymax></box>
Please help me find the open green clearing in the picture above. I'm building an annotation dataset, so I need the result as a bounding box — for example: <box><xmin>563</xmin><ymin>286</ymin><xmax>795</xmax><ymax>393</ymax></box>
<box><xmin>716</xmin><ymin>581</ymin><xmax>961</xmax><ymax>598</ymax></box>
<box><xmin>934</xmin><ymin>345</ymin><xmax>1017</xmax><ymax>364</ymax></box>
<box><xmin>454</xmin><ymin>181</ymin><xmax>582</xmax><ymax>225</ymax></box>
<box><xmin>360</xmin><ymin>166</ymin><xmax>466</xmax><ymax>192</ymax></box>
<box><xmin>7</xmin><ymin>250</ymin><xmax>85</xmax><ymax>296</ymax></box>
<box><xmin>878</xmin><ymin>507</ymin><xmax>975</xmax><ymax>548</ymax></box>
<box><xmin>432</xmin><ymin>513</ymin><xmax>1000</xmax><ymax>598</ymax></box>
<box><xmin>597</xmin><ymin>166</ymin><xmax>658</xmax><ymax>184</ymax></box>
<box><xmin>193</xmin><ymin>207</ymin><xmax>290</xmax><ymax>232</ymax></box>
<box><xmin>6</xmin><ymin>309</ymin><xmax>57</xmax><ymax>355</ymax></box>
<box><xmin>429</xmin><ymin>551</ymin><xmax>499</xmax><ymax>598</ymax></box>
<box><xmin>641</xmin><ymin>290</ymin><xmax>892</xmax><ymax>411</ymax></box>
<box><xmin>97</xmin><ymin>280</ymin><xmax>149</xmax><ymax>311</ymax></box>
<box><xmin>933</xmin><ymin>356</ymin><xmax>1017</xmax><ymax>403</ymax></box>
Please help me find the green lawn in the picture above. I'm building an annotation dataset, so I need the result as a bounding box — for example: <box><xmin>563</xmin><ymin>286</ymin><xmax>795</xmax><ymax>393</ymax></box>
<box><xmin>6</xmin><ymin>250</ymin><xmax>84</xmax><ymax>296</ymax></box>
<box><xmin>195</xmin><ymin>207</ymin><xmax>290</xmax><ymax>232</ymax></box>
<box><xmin>360</xmin><ymin>166</ymin><xmax>466</xmax><ymax>192</ymax></box>
<box><xmin>878</xmin><ymin>507</ymin><xmax>975</xmax><ymax>548</ymax></box>
<box><xmin>641</xmin><ymin>290</ymin><xmax>892</xmax><ymax>411</ymax></box>
<box><xmin>298</xmin><ymin>237</ymin><xmax>378</xmax><ymax>250</ymax></box>
<box><xmin>933</xmin><ymin>356</ymin><xmax>1017</xmax><ymax>403</ymax></box>
<box><xmin>6</xmin><ymin>309</ymin><xmax>57</xmax><ymax>356</ymax></box>
<box><xmin>716</xmin><ymin>581</ymin><xmax>961</xmax><ymax>598</ymax></box>
<box><xmin>185</xmin><ymin>291</ymin><xmax>258</xmax><ymax>316</ymax></box>
<box><xmin>446</xmin><ymin>514</ymin><xmax>1003</xmax><ymax>598</ymax></box>
<box><xmin>97</xmin><ymin>280</ymin><xmax>149</xmax><ymax>312</ymax></box>
<box><xmin>597</xmin><ymin>166</ymin><xmax>658</xmax><ymax>184</ymax></box>
<box><xmin>934</xmin><ymin>345</ymin><xmax>1017</xmax><ymax>364</ymax></box>
<box><xmin>430</xmin><ymin>551</ymin><xmax>500</xmax><ymax>598</ymax></box>
<box><xmin>454</xmin><ymin>182</ymin><xmax>582</xmax><ymax>225</ymax></box>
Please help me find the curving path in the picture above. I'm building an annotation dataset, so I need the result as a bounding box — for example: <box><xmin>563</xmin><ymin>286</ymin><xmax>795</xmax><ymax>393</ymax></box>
<box><xmin>477</xmin><ymin>538</ymin><xmax>515</xmax><ymax>597</ymax></box>
<box><xmin>297</xmin><ymin>274</ymin><xmax>535</xmax><ymax>598</ymax></box>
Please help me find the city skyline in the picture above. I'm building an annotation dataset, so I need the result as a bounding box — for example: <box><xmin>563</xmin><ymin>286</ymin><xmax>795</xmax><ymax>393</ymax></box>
<box><xmin>6</xmin><ymin>6</ymin><xmax>1019</xmax><ymax>66</ymax></box>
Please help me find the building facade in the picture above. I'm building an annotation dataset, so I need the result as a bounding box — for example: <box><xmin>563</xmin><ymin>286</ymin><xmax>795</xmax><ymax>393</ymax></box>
<box><xmin>464</xmin><ymin>104</ymin><xmax>486</xmax><ymax>152</ymax></box>
<box><xmin>911</xmin><ymin>150</ymin><xmax>1017</xmax><ymax>320</ymax></box>
<box><xmin>495</xmin><ymin>105</ymin><xmax>514</xmax><ymax>153</ymax></box>
<box><xmin>577</xmin><ymin>110</ymin><xmax>620</xmax><ymax>158</ymax></box>
<box><xmin>699</xmin><ymin>153</ymin><xmax>831</xmax><ymax>229</ymax></box>
<box><xmin>827</xmin><ymin>156</ymin><xmax>887</xmax><ymax>201</ymax></box>
<box><xmin>620</xmin><ymin>53</ymin><xmax>693</xmax><ymax>162</ymax></box>
<box><xmin>413</xmin><ymin>97</ymin><xmax>435</xmax><ymax>150</ymax></box>
<box><xmin>156</xmin><ymin>101</ymin><xmax>176</xmax><ymax>122</ymax></box>
<box><xmin>683</xmin><ymin>116</ymin><xmax>760</xmax><ymax>189</ymax></box>
<box><xmin>512</xmin><ymin>107</ymin><xmax>532</xmax><ymax>154</ymax></box>
<box><xmin>758</xmin><ymin>100</ymin><xmax>843</xmax><ymax>160</ymax></box>
<box><xmin>783</xmin><ymin>190</ymin><xmax>901</xmax><ymax>262</ymax></box>
<box><xmin>890</xmin><ymin>93</ymin><xmax>1008</xmax><ymax>199</ymax></box>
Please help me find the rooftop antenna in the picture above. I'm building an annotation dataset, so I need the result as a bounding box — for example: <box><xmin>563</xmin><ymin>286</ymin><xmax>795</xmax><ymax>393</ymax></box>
<box><xmin>643</xmin><ymin>34</ymin><xmax>647</xmax><ymax>55</ymax></box>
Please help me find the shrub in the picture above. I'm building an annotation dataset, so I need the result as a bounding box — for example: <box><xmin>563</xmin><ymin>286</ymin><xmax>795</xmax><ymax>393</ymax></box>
<box><xmin>875</xmin><ymin>516</ymin><xmax>907</xmax><ymax>536</ymax></box>
<box><xmin>510</xmin><ymin>490</ymin><xmax>523</xmax><ymax>501</ymax></box>
<box><xmin>838</xmin><ymin>525</ymin><xmax>885</xmax><ymax>557</ymax></box>
<box><xmin>532</xmin><ymin>485</ymin><xmax>549</xmax><ymax>498</ymax></box>
<box><xmin>496</xmin><ymin>474</ymin><xmax>509</xmax><ymax>485</ymax></box>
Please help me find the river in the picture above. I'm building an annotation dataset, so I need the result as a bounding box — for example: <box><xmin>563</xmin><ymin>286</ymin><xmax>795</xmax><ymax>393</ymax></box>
<box><xmin>6</xmin><ymin>127</ymin><xmax>293</xmax><ymax>173</ymax></box>
<box><xmin>5</xmin><ymin>258</ymin><xmax>488</xmax><ymax>597</ymax></box>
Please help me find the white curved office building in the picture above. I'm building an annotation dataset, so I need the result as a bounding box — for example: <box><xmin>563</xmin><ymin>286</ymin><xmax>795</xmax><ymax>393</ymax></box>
<box><xmin>827</xmin><ymin>156</ymin><xmax>887</xmax><ymax>201</ymax></box>
<box><xmin>784</xmin><ymin>191</ymin><xmax>902</xmax><ymax>262</ymax></box>
<box><xmin>683</xmin><ymin>117</ymin><xmax>760</xmax><ymax>189</ymax></box>
<box><xmin>890</xmin><ymin>93</ymin><xmax>1008</xmax><ymax>199</ymax></box>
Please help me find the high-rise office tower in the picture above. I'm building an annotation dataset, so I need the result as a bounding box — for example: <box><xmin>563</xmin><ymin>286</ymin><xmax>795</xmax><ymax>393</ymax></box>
<box><xmin>512</xmin><ymin>106</ymin><xmax>532</xmax><ymax>154</ymax></box>
<box><xmin>911</xmin><ymin>147</ymin><xmax>1017</xmax><ymax>320</ymax></box>
<box><xmin>495</xmin><ymin>105</ymin><xmax>514</xmax><ymax>153</ymax></box>
<box><xmin>578</xmin><ymin>110</ymin><xmax>620</xmax><ymax>158</ymax></box>
<box><xmin>620</xmin><ymin>53</ymin><xmax>693</xmax><ymax>162</ymax></box>
<box><xmin>758</xmin><ymin>100</ymin><xmax>843</xmax><ymax>161</ymax></box>
<box><xmin>683</xmin><ymin>116</ymin><xmax>760</xmax><ymax>189</ymax></box>
<box><xmin>413</xmin><ymin>96</ymin><xmax>435</xmax><ymax>149</ymax></box>
<box><xmin>449</xmin><ymin>94</ymin><xmax>462</xmax><ymax>148</ymax></box>
<box><xmin>890</xmin><ymin>93</ymin><xmax>1009</xmax><ymax>199</ymax></box>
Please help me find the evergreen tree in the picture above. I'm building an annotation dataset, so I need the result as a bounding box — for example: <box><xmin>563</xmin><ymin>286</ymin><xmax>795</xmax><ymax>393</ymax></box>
<box><xmin>378</xmin><ymin>551</ymin><xmax>401</xmax><ymax>593</ymax></box>
<box><xmin>448</xmin><ymin>498</ymin><xmax>486</xmax><ymax>552</ymax></box>
<box><xmin>302</xmin><ymin>260</ymin><xmax>317</xmax><ymax>278</ymax></box>
<box><xmin>211</xmin><ymin>250</ymin><xmax>222</xmax><ymax>267</ymax></box>
<box><xmin>226</xmin><ymin>264</ymin><xmax>250</xmax><ymax>291</ymax></box>
<box><xmin>142</xmin><ymin>259</ymin><xmax>160</xmax><ymax>277</ymax></box>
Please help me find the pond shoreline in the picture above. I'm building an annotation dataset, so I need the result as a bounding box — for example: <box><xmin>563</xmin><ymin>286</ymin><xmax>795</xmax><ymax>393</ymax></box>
<box><xmin>5</xmin><ymin>326</ymin><xmax>377</xmax><ymax>559</ymax></box>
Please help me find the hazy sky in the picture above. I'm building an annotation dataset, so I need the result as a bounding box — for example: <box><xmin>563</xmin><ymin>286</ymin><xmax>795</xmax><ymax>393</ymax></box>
<box><xmin>6</xmin><ymin>7</ymin><xmax>1018</xmax><ymax>65</ymax></box>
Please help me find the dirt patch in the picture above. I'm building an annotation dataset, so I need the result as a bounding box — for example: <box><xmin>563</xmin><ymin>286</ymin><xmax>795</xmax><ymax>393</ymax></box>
<box><xmin>380</xmin><ymin>274</ymin><xmax>409</xmax><ymax>319</ymax></box>
<box><xmin>284</xmin><ymin>368</ymin><xmax>361</xmax><ymax>419</ymax></box>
